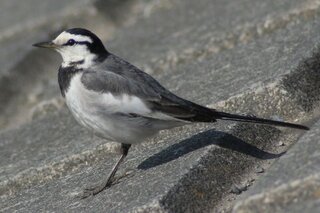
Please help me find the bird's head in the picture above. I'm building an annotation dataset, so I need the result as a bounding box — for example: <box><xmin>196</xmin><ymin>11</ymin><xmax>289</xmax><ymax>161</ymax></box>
<box><xmin>33</xmin><ymin>28</ymin><xmax>108</xmax><ymax>68</ymax></box>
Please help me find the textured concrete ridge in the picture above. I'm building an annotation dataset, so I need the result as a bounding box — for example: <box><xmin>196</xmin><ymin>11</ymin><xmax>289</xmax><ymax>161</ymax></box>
<box><xmin>155</xmin><ymin>14</ymin><xmax>320</xmax><ymax>120</ymax></box>
<box><xmin>0</xmin><ymin>109</ymin><xmax>117</xmax><ymax>198</ymax></box>
<box><xmin>109</xmin><ymin>0</ymin><xmax>320</xmax><ymax>74</ymax></box>
<box><xmin>233</xmin><ymin>119</ymin><xmax>320</xmax><ymax>213</ymax></box>
<box><xmin>0</xmin><ymin>118</ymin><xmax>288</xmax><ymax>212</ymax></box>
<box><xmin>1</xmin><ymin>0</ymin><xmax>320</xmax><ymax>212</ymax></box>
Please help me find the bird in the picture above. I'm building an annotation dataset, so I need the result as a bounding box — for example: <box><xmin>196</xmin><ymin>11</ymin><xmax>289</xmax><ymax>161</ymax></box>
<box><xmin>33</xmin><ymin>28</ymin><xmax>309</xmax><ymax>198</ymax></box>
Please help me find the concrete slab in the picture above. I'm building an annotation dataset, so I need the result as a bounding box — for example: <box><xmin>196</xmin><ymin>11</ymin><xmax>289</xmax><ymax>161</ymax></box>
<box><xmin>108</xmin><ymin>0</ymin><xmax>320</xmax><ymax>74</ymax></box>
<box><xmin>0</xmin><ymin>0</ymin><xmax>319</xmax><ymax>212</ymax></box>
<box><xmin>0</xmin><ymin>114</ymin><xmax>288</xmax><ymax>212</ymax></box>
<box><xmin>233</xmin><ymin>119</ymin><xmax>320</xmax><ymax>213</ymax></box>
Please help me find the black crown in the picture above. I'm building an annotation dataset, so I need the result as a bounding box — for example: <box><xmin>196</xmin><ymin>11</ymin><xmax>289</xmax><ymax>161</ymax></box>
<box><xmin>66</xmin><ymin>28</ymin><xmax>108</xmax><ymax>55</ymax></box>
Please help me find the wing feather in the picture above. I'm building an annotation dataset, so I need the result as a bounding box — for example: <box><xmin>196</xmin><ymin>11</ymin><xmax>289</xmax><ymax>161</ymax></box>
<box><xmin>80</xmin><ymin>54</ymin><xmax>215</xmax><ymax>122</ymax></box>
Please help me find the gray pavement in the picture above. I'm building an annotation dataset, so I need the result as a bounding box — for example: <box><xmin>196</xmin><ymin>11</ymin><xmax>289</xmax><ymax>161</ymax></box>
<box><xmin>233</xmin><ymin>119</ymin><xmax>320</xmax><ymax>213</ymax></box>
<box><xmin>0</xmin><ymin>0</ymin><xmax>320</xmax><ymax>212</ymax></box>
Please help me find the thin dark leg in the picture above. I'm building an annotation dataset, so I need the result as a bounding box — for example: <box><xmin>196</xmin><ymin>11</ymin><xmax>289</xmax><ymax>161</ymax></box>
<box><xmin>82</xmin><ymin>143</ymin><xmax>131</xmax><ymax>198</ymax></box>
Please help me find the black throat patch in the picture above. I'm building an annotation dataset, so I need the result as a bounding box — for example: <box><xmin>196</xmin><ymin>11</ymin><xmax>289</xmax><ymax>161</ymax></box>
<box><xmin>58</xmin><ymin>66</ymin><xmax>82</xmax><ymax>97</ymax></box>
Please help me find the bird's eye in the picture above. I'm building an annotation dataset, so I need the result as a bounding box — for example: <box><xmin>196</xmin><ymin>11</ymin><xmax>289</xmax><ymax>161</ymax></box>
<box><xmin>67</xmin><ymin>39</ymin><xmax>75</xmax><ymax>46</ymax></box>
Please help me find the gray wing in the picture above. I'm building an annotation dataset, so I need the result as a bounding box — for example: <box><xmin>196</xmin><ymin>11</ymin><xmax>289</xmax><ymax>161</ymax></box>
<box><xmin>81</xmin><ymin>54</ymin><xmax>215</xmax><ymax>121</ymax></box>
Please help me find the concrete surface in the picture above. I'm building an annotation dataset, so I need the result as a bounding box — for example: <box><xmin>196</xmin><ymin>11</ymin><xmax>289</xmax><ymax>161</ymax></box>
<box><xmin>109</xmin><ymin>0</ymin><xmax>320</xmax><ymax>74</ymax></box>
<box><xmin>233</xmin><ymin>119</ymin><xmax>320</xmax><ymax>213</ymax></box>
<box><xmin>0</xmin><ymin>113</ymin><xmax>287</xmax><ymax>212</ymax></box>
<box><xmin>0</xmin><ymin>0</ymin><xmax>320</xmax><ymax>212</ymax></box>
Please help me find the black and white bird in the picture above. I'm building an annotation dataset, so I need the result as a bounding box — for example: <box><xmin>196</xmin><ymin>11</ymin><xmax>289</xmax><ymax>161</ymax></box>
<box><xmin>33</xmin><ymin>28</ymin><xmax>309</xmax><ymax>197</ymax></box>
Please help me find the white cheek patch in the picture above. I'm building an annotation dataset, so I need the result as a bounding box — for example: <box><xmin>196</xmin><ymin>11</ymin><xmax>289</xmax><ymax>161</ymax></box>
<box><xmin>53</xmin><ymin>31</ymin><xmax>93</xmax><ymax>45</ymax></box>
<box><xmin>58</xmin><ymin>45</ymin><xmax>90</xmax><ymax>62</ymax></box>
<box><xmin>54</xmin><ymin>33</ymin><xmax>96</xmax><ymax>68</ymax></box>
<box><xmin>59</xmin><ymin>45</ymin><xmax>89</xmax><ymax>58</ymax></box>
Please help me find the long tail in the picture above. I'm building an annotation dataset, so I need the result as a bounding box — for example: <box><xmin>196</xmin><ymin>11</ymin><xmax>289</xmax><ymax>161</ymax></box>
<box><xmin>214</xmin><ymin>111</ymin><xmax>309</xmax><ymax>130</ymax></box>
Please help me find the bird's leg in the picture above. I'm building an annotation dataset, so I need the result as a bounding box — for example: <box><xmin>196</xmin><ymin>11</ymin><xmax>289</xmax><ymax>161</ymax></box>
<box><xmin>82</xmin><ymin>143</ymin><xmax>131</xmax><ymax>198</ymax></box>
<box><xmin>104</xmin><ymin>143</ymin><xmax>131</xmax><ymax>187</ymax></box>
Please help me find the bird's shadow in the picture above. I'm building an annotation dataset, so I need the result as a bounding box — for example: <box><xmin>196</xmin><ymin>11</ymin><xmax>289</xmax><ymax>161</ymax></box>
<box><xmin>138</xmin><ymin>129</ymin><xmax>284</xmax><ymax>170</ymax></box>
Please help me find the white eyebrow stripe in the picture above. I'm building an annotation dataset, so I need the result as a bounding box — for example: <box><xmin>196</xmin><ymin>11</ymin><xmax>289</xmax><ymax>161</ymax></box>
<box><xmin>68</xmin><ymin>34</ymin><xmax>93</xmax><ymax>43</ymax></box>
<box><xmin>53</xmin><ymin>32</ymin><xmax>93</xmax><ymax>45</ymax></box>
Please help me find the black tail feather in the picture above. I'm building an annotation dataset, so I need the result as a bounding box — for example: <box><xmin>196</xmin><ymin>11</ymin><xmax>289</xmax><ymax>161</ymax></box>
<box><xmin>214</xmin><ymin>111</ymin><xmax>309</xmax><ymax>130</ymax></box>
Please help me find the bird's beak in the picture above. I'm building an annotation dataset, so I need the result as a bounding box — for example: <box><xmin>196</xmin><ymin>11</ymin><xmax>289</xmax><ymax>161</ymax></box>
<box><xmin>33</xmin><ymin>41</ymin><xmax>58</xmax><ymax>49</ymax></box>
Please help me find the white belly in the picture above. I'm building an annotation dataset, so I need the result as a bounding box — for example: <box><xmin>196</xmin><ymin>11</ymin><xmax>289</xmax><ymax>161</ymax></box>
<box><xmin>64</xmin><ymin>73</ymin><xmax>184</xmax><ymax>144</ymax></box>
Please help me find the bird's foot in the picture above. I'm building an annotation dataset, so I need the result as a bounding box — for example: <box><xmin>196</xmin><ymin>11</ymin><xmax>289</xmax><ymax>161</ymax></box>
<box><xmin>81</xmin><ymin>181</ymin><xmax>112</xmax><ymax>199</ymax></box>
<box><xmin>80</xmin><ymin>170</ymin><xmax>134</xmax><ymax>199</ymax></box>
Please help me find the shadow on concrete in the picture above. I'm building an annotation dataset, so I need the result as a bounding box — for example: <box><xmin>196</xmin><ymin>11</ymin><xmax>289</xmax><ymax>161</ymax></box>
<box><xmin>138</xmin><ymin>129</ymin><xmax>284</xmax><ymax>170</ymax></box>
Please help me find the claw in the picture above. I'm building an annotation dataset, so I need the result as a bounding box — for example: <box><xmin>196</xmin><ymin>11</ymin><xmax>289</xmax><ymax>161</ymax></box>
<box><xmin>81</xmin><ymin>181</ymin><xmax>113</xmax><ymax>199</ymax></box>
